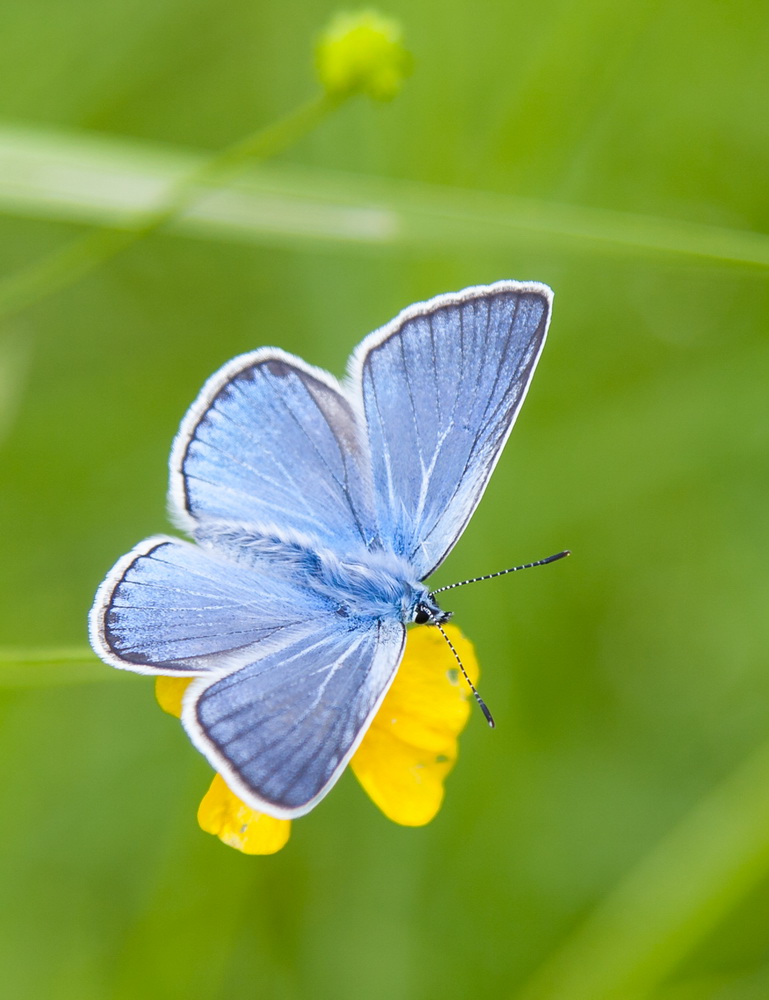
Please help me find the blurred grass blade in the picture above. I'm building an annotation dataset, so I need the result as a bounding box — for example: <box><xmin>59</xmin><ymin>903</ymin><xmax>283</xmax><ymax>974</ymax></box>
<box><xmin>0</xmin><ymin>99</ymin><xmax>339</xmax><ymax>321</ymax></box>
<box><xmin>0</xmin><ymin>123</ymin><xmax>397</xmax><ymax>248</ymax></box>
<box><xmin>0</xmin><ymin>647</ymin><xmax>129</xmax><ymax>686</ymax></box>
<box><xmin>0</xmin><ymin>124</ymin><xmax>768</xmax><ymax>266</ymax></box>
<box><xmin>516</xmin><ymin>740</ymin><xmax>769</xmax><ymax>1000</ymax></box>
<box><xmin>0</xmin><ymin>330</ymin><xmax>30</xmax><ymax>447</ymax></box>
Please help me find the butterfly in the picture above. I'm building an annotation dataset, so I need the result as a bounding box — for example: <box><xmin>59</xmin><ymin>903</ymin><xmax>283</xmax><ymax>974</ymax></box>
<box><xmin>89</xmin><ymin>280</ymin><xmax>553</xmax><ymax>819</ymax></box>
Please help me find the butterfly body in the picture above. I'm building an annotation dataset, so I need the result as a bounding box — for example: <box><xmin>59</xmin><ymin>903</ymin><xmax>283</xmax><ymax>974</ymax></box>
<box><xmin>294</xmin><ymin>542</ymin><xmax>439</xmax><ymax>625</ymax></box>
<box><xmin>90</xmin><ymin>281</ymin><xmax>553</xmax><ymax>818</ymax></box>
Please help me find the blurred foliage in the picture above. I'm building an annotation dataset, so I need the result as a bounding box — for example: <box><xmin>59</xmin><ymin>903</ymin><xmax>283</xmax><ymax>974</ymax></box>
<box><xmin>1</xmin><ymin>1</ymin><xmax>769</xmax><ymax>999</ymax></box>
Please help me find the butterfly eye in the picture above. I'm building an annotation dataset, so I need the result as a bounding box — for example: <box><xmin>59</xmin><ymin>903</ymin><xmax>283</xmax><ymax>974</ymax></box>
<box><xmin>413</xmin><ymin>604</ymin><xmax>431</xmax><ymax>625</ymax></box>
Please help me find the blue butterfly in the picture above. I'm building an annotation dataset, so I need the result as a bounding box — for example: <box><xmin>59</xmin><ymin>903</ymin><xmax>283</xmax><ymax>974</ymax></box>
<box><xmin>89</xmin><ymin>281</ymin><xmax>553</xmax><ymax>819</ymax></box>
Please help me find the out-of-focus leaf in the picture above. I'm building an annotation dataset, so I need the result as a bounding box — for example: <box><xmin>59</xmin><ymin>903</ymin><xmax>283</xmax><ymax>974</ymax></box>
<box><xmin>0</xmin><ymin>125</ymin><xmax>767</xmax><ymax>266</ymax></box>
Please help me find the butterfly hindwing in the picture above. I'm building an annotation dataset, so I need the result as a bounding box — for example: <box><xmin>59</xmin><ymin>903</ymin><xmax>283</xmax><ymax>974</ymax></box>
<box><xmin>350</xmin><ymin>281</ymin><xmax>552</xmax><ymax>578</ymax></box>
<box><xmin>183</xmin><ymin>617</ymin><xmax>406</xmax><ymax>817</ymax></box>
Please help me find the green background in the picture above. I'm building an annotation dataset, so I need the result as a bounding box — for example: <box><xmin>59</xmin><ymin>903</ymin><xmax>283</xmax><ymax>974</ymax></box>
<box><xmin>2</xmin><ymin>2</ymin><xmax>769</xmax><ymax>998</ymax></box>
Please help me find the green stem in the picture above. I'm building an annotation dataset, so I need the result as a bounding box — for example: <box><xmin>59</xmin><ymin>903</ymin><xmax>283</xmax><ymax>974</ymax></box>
<box><xmin>0</xmin><ymin>93</ymin><xmax>340</xmax><ymax>322</ymax></box>
<box><xmin>0</xmin><ymin>647</ymin><xmax>129</xmax><ymax>686</ymax></box>
<box><xmin>0</xmin><ymin>647</ymin><xmax>96</xmax><ymax>665</ymax></box>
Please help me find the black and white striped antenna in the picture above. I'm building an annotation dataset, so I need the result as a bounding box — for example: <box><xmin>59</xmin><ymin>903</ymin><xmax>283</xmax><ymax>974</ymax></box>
<box><xmin>430</xmin><ymin>550</ymin><xmax>570</xmax><ymax>726</ymax></box>
<box><xmin>431</xmin><ymin>550</ymin><xmax>570</xmax><ymax>596</ymax></box>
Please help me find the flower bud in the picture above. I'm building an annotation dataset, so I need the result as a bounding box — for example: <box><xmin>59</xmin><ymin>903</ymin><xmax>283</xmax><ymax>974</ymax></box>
<box><xmin>317</xmin><ymin>10</ymin><xmax>411</xmax><ymax>101</ymax></box>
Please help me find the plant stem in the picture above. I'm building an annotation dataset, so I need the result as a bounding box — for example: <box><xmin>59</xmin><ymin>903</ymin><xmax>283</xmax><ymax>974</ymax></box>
<box><xmin>0</xmin><ymin>93</ymin><xmax>340</xmax><ymax>322</ymax></box>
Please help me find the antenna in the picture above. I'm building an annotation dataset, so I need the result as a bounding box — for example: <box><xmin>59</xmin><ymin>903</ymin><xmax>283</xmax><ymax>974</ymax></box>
<box><xmin>431</xmin><ymin>549</ymin><xmax>570</xmax><ymax>726</ymax></box>
<box><xmin>436</xmin><ymin>621</ymin><xmax>495</xmax><ymax>728</ymax></box>
<box><xmin>430</xmin><ymin>550</ymin><xmax>570</xmax><ymax>596</ymax></box>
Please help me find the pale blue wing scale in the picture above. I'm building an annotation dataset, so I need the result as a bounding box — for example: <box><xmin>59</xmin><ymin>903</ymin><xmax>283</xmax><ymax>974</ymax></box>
<box><xmin>183</xmin><ymin>617</ymin><xmax>405</xmax><ymax>818</ymax></box>
<box><xmin>89</xmin><ymin>535</ymin><xmax>328</xmax><ymax>675</ymax></box>
<box><xmin>169</xmin><ymin>348</ymin><xmax>376</xmax><ymax>550</ymax></box>
<box><xmin>351</xmin><ymin>281</ymin><xmax>552</xmax><ymax>578</ymax></box>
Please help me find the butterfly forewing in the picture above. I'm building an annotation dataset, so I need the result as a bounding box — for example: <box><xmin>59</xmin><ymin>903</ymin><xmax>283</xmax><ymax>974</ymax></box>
<box><xmin>351</xmin><ymin>282</ymin><xmax>552</xmax><ymax>579</ymax></box>
<box><xmin>170</xmin><ymin>349</ymin><xmax>376</xmax><ymax>550</ymax></box>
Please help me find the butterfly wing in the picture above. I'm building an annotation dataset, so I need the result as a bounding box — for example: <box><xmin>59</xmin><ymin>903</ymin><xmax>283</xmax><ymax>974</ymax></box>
<box><xmin>91</xmin><ymin>535</ymin><xmax>407</xmax><ymax>817</ymax></box>
<box><xmin>169</xmin><ymin>348</ymin><xmax>376</xmax><ymax>550</ymax></box>
<box><xmin>183</xmin><ymin>616</ymin><xmax>405</xmax><ymax>818</ymax></box>
<box><xmin>349</xmin><ymin>281</ymin><xmax>552</xmax><ymax>579</ymax></box>
<box><xmin>89</xmin><ymin>535</ymin><xmax>329</xmax><ymax>675</ymax></box>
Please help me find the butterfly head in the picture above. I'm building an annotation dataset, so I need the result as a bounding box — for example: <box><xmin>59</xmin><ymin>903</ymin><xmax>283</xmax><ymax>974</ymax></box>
<box><xmin>412</xmin><ymin>596</ymin><xmax>451</xmax><ymax>626</ymax></box>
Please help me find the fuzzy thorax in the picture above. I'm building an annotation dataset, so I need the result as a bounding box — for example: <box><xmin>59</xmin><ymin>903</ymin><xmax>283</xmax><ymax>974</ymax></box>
<box><xmin>193</xmin><ymin>520</ymin><xmax>447</xmax><ymax>625</ymax></box>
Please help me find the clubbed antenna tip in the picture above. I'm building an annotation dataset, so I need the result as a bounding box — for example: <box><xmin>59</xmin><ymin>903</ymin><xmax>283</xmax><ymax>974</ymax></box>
<box><xmin>430</xmin><ymin>550</ymin><xmax>570</xmax><ymax>596</ymax></box>
<box><xmin>436</xmin><ymin>622</ymin><xmax>495</xmax><ymax>728</ymax></box>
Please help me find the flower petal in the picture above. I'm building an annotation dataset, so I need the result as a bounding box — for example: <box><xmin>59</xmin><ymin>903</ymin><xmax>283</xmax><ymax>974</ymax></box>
<box><xmin>197</xmin><ymin>773</ymin><xmax>291</xmax><ymax>855</ymax></box>
<box><xmin>155</xmin><ymin>675</ymin><xmax>192</xmax><ymax>718</ymax></box>
<box><xmin>155</xmin><ymin>676</ymin><xmax>291</xmax><ymax>854</ymax></box>
<box><xmin>351</xmin><ymin>624</ymin><xmax>479</xmax><ymax>827</ymax></box>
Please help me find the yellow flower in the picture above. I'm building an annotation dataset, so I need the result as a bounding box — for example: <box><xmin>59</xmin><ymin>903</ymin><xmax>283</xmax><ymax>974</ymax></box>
<box><xmin>350</xmin><ymin>625</ymin><xmax>477</xmax><ymax>826</ymax></box>
<box><xmin>155</xmin><ymin>624</ymin><xmax>478</xmax><ymax>854</ymax></box>
<box><xmin>197</xmin><ymin>775</ymin><xmax>290</xmax><ymax>855</ymax></box>
<box><xmin>316</xmin><ymin>10</ymin><xmax>412</xmax><ymax>101</ymax></box>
